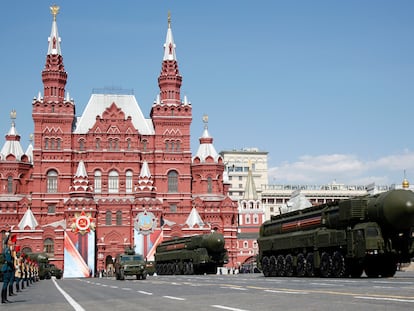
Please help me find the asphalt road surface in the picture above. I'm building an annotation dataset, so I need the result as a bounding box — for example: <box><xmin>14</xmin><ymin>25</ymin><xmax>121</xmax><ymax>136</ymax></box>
<box><xmin>3</xmin><ymin>271</ymin><xmax>414</xmax><ymax>311</ymax></box>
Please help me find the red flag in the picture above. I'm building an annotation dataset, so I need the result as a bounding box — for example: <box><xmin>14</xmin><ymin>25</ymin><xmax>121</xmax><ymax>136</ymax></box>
<box><xmin>15</xmin><ymin>245</ymin><xmax>21</xmax><ymax>252</ymax></box>
<box><xmin>10</xmin><ymin>234</ymin><xmax>17</xmax><ymax>243</ymax></box>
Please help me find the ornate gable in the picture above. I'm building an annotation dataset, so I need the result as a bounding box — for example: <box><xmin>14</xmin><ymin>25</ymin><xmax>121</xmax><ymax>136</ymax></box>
<box><xmin>102</xmin><ymin>102</ymin><xmax>126</xmax><ymax>121</ymax></box>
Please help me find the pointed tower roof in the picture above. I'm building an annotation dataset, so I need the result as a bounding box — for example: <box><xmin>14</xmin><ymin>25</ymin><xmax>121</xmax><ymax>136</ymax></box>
<box><xmin>48</xmin><ymin>5</ymin><xmax>62</xmax><ymax>55</ymax></box>
<box><xmin>185</xmin><ymin>207</ymin><xmax>205</xmax><ymax>228</ymax></box>
<box><xmin>193</xmin><ymin>115</ymin><xmax>220</xmax><ymax>162</ymax></box>
<box><xmin>0</xmin><ymin>110</ymin><xmax>25</xmax><ymax>160</ymax></box>
<box><xmin>75</xmin><ymin>160</ymin><xmax>88</xmax><ymax>177</ymax></box>
<box><xmin>163</xmin><ymin>11</ymin><xmax>177</xmax><ymax>61</ymax></box>
<box><xmin>25</xmin><ymin>135</ymin><xmax>34</xmax><ymax>164</ymax></box>
<box><xmin>243</xmin><ymin>164</ymin><xmax>258</xmax><ymax>200</ymax></box>
<box><xmin>18</xmin><ymin>208</ymin><xmax>39</xmax><ymax>230</ymax></box>
<box><xmin>41</xmin><ymin>5</ymin><xmax>67</xmax><ymax>103</ymax></box>
<box><xmin>69</xmin><ymin>160</ymin><xmax>93</xmax><ymax>197</ymax></box>
<box><xmin>157</xmin><ymin>12</ymin><xmax>182</xmax><ymax>105</ymax></box>
<box><xmin>140</xmin><ymin>160</ymin><xmax>151</xmax><ymax>178</ymax></box>
<box><xmin>135</xmin><ymin>161</ymin><xmax>157</xmax><ymax>197</ymax></box>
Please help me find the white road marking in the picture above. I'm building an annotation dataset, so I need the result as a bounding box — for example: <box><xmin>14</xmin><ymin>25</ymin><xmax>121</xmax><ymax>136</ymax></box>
<box><xmin>220</xmin><ymin>286</ymin><xmax>247</xmax><ymax>291</ymax></box>
<box><xmin>355</xmin><ymin>296</ymin><xmax>414</xmax><ymax>303</ymax></box>
<box><xmin>265</xmin><ymin>289</ymin><xmax>309</xmax><ymax>295</ymax></box>
<box><xmin>137</xmin><ymin>290</ymin><xmax>153</xmax><ymax>295</ymax></box>
<box><xmin>211</xmin><ymin>305</ymin><xmax>250</xmax><ymax>311</ymax></box>
<box><xmin>163</xmin><ymin>295</ymin><xmax>186</xmax><ymax>301</ymax></box>
<box><xmin>52</xmin><ymin>277</ymin><xmax>85</xmax><ymax>311</ymax></box>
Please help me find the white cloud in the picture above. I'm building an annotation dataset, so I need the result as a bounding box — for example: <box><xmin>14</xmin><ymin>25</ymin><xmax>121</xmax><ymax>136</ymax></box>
<box><xmin>268</xmin><ymin>151</ymin><xmax>414</xmax><ymax>186</ymax></box>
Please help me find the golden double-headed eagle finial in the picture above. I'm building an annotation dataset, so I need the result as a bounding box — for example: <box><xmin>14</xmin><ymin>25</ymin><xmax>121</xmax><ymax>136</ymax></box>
<box><xmin>10</xmin><ymin>109</ymin><xmax>16</xmax><ymax>120</ymax></box>
<box><xmin>50</xmin><ymin>4</ymin><xmax>60</xmax><ymax>21</ymax></box>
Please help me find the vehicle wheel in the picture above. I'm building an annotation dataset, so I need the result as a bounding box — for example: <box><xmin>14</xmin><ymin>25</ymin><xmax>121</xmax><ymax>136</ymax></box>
<box><xmin>347</xmin><ymin>260</ymin><xmax>363</xmax><ymax>278</ymax></box>
<box><xmin>320</xmin><ymin>252</ymin><xmax>332</xmax><ymax>278</ymax></box>
<box><xmin>305</xmin><ymin>253</ymin><xmax>316</xmax><ymax>277</ymax></box>
<box><xmin>276</xmin><ymin>255</ymin><xmax>285</xmax><ymax>276</ymax></box>
<box><xmin>269</xmin><ymin>256</ymin><xmax>277</xmax><ymax>276</ymax></box>
<box><xmin>331</xmin><ymin>251</ymin><xmax>346</xmax><ymax>278</ymax></box>
<box><xmin>296</xmin><ymin>253</ymin><xmax>306</xmax><ymax>277</ymax></box>
<box><xmin>380</xmin><ymin>257</ymin><xmax>397</xmax><ymax>277</ymax></box>
<box><xmin>262</xmin><ymin>256</ymin><xmax>271</xmax><ymax>277</ymax></box>
<box><xmin>364</xmin><ymin>257</ymin><xmax>380</xmax><ymax>278</ymax></box>
<box><xmin>284</xmin><ymin>254</ymin><xmax>294</xmax><ymax>277</ymax></box>
<box><xmin>188</xmin><ymin>262</ymin><xmax>194</xmax><ymax>275</ymax></box>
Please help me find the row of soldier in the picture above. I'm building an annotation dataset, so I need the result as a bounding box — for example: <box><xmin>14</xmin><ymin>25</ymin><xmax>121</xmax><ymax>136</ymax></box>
<box><xmin>2</xmin><ymin>232</ymin><xmax>39</xmax><ymax>304</ymax></box>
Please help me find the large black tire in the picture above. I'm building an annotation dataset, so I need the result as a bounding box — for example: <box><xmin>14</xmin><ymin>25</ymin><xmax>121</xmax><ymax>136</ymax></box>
<box><xmin>284</xmin><ymin>254</ymin><xmax>294</xmax><ymax>277</ymax></box>
<box><xmin>296</xmin><ymin>253</ymin><xmax>306</xmax><ymax>277</ymax></box>
<box><xmin>320</xmin><ymin>252</ymin><xmax>332</xmax><ymax>278</ymax></box>
<box><xmin>331</xmin><ymin>251</ymin><xmax>346</xmax><ymax>278</ymax></box>
<box><xmin>305</xmin><ymin>253</ymin><xmax>316</xmax><ymax>277</ymax></box>
<box><xmin>262</xmin><ymin>256</ymin><xmax>271</xmax><ymax>277</ymax></box>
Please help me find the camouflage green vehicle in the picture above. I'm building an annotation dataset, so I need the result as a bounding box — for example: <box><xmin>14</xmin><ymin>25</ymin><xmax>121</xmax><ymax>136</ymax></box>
<box><xmin>114</xmin><ymin>247</ymin><xmax>147</xmax><ymax>280</ymax></box>
<box><xmin>155</xmin><ymin>232</ymin><xmax>228</xmax><ymax>275</ymax></box>
<box><xmin>258</xmin><ymin>189</ymin><xmax>414</xmax><ymax>278</ymax></box>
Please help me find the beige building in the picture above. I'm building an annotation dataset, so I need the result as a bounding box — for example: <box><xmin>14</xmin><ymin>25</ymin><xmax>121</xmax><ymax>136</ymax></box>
<box><xmin>219</xmin><ymin>148</ymin><xmax>405</xmax><ymax>221</ymax></box>
<box><xmin>220</xmin><ymin>148</ymin><xmax>268</xmax><ymax>201</ymax></box>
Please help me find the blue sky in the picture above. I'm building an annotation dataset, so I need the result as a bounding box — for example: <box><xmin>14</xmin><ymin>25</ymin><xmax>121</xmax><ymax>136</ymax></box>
<box><xmin>0</xmin><ymin>0</ymin><xmax>413</xmax><ymax>186</ymax></box>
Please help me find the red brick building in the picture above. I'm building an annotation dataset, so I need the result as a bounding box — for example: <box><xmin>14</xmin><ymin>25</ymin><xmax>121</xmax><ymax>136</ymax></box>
<box><xmin>0</xmin><ymin>7</ymin><xmax>238</xmax><ymax>275</ymax></box>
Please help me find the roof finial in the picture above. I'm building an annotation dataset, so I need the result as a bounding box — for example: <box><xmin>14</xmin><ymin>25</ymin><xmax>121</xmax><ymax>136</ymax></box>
<box><xmin>402</xmin><ymin>169</ymin><xmax>410</xmax><ymax>189</ymax></box>
<box><xmin>10</xmin><ymin>109</ymin><xmax>16</xmax><ymax>120</ymax></box>
<box><xmin>202</xmin><ymin>114</ymin><xmax>209</xmax><ymax>129</ymax></box>
<box><xmin>10</xmin><ymin>109</ymin><xmax>16</xmax><ymax>127</ymax></box>
<box><xmin>50</xmin><ymin>4</ymin><xmax>60</xmax><ymax>21</ymax></box>
<box><xmin>168</xmin><ymin>11</ymin><xmax>171</xmax><ymax>29</ymax></box>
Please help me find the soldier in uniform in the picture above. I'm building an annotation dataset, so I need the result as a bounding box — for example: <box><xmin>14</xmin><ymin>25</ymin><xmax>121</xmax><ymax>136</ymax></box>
<box><xmin>8</xmin><ymin>238</ymin><xmax>17</xmax><ymax>297</ymax></box>
<box><xmin>14</xmin><ymin>247</ymin><xmax>22</xmax><ymax>292</ymax></box>
<box><xmin>1</xmin><ymin>232</ymin><xmax>13</xmax><ymax>303</ymax></box>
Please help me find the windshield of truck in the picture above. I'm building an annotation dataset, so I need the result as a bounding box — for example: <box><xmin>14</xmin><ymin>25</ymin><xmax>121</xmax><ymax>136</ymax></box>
<box><xmin>366</xmin><ymin>227</ymin><xmax>379</xmax><ymax>237</ymax></box>
<box><xmin>121</xmin><ymin>255</ymin><xmax>143</xmax><ymax>262</ymax></box>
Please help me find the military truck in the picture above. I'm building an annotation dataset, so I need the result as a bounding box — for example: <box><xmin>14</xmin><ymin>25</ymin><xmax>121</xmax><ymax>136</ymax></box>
<box><xmin>114</xmin><ymin>247</ymin><xmax>147</xmax><ymax>280</ymax></box>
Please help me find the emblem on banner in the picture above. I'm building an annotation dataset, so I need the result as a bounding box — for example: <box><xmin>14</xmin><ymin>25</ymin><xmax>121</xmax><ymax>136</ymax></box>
<box><xmin>135</xmin><ymin>210</ymin><xmax>156</xmax><ymax>235</ymax></box>
<box><xmin>71</xmin><ymin>211</ymin><xmax>96</xmax><ymax>235</ymax></box>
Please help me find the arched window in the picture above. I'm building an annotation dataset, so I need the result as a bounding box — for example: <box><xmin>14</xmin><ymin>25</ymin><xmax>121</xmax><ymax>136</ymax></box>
<box><xmin>167</xmin><ymin>170</ymin><xmax>178</xmax><ymax>192</ymax></box>
<box><xmin>105</xmin><ymin>210</ymin><xmax>112</xmax><ymax>225</ymax></box>
<box><xmin>142</xmin><ymin>140</ymin><xmax>147</xmax><ymax>152</ymax></box>
<box><xmin>96</xmin><ymin>138</ymin><xmax>101</xmax><ymax>150</ymax></box>
<box><xmin>116</xmin><ymin>210</ymin><xmax>122</xmax><ymax>225</ymax></box>
<box><xmin>126</xmin><ymin>139</ymin><xmax>131</xmax><ymax>150</ymax></box>
<box><xmin>94</xmin><ymin>170</ymin><xmax>102</xmax><ymax>193</ymax></box>
<box><xmin>79</xmin><ymin>139</ymin><xmax>85</xmax><ymax>151</ymax></box>
<box><xmin>108</xmin><ymin>170</ymin><xmax>119</xmax><ymax>193</ymax></box>
<box><xmin>126</xmin><ymin>170</ymin><xmax>133</xmax><ymax>193</ymax></box>
<box><xmin>47</xmin><ymin>170</ymin><xmax>58</xmax><ymax>193</ymax></box>
<box><xmin>7</xmin><ymin>176</ymin><xmax>13</xmax><ymax>193</ymax></box>
<box><xmin>44</xmin><ymin>238</ymin><xmax>54</xmax><ymax>254</ymax></box>
<box><xmin>22</xmin><ymin>247</ymin><xmax>32</xmax><ymax>254</ymax></box>
<box><xmin>207</xmin><ymin>177</ymin><xmax>212</xmax><ymax>193</ymax></box>
<box><xmin>57</xmin><ymin>138</ymin><xmax>61</xmax><ymax>150</ymax></box>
